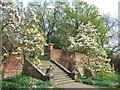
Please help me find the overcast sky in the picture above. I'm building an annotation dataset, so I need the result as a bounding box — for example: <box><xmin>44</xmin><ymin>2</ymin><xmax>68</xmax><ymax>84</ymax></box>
<box><xmin>22</xmin><ymin>0</ymin><xmax>119</xmax><ymax>18</ymax></box>
<box><xmin>84</xmin><ymin>0</ymin><xmax>119</xmax><ymax>18</ymax></box>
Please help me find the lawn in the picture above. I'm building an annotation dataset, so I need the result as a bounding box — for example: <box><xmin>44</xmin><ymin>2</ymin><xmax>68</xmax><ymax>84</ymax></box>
<box><xmin>2</xmin><ymin>74</ymin><xmax>52</xmax><ymax>89</ymax></box>
<box><xmin>76</xmin><ymin>73</ymin><xmax>120</xmax><ymax>88</ymax></box>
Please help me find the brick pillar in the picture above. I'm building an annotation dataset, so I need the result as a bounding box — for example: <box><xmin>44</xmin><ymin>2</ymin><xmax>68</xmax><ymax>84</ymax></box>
<box><xmin>48</xmin><ymin>43</ymin><xmax>54</xmax><ymax>60</ymax></box>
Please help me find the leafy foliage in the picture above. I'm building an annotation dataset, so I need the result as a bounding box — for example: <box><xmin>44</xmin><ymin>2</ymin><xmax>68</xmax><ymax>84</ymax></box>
<box><xmin>21</xmin><ymin>28</ymin><xmax>45</xmax><ymax>58</ymax></box>
<box><xmin>1</xmin><ymin>0</ymin><xmax>45</xmax><ymax>62</ymax></box>
<box><xmin>82</xmin><ymin>78</ymin><xmax>95</xmax><ymax>85</ymax></box>
<box><xmin>26</xmin><ymin>0</ymin><xmax>114</xmax><ymax>74</ymax></box>
<box><xmin>67</xmin><ymin>22</ymin><xmax>112</xmax><ymax>74</ymax></box>
<box><xmin>76</xmin><ymin>73</ymin><xmax>120</xmax><ymax>88</ymax></box>
<box><xmin>2</xmin><ymin>75</ymin><xmax>52</xmax><ymax>89</ymax></box>
<box><xmin>50</xmin><ymin>0</ymin><xmax>109</xmax><ymax>49</ymax></box>
<box><xmin>67</xmin><ymin>22</ymin><xmax>97</xmax><ymax>53</ymax></box>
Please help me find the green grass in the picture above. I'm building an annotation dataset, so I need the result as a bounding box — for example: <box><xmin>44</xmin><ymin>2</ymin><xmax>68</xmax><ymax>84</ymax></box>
<box><xmin>76</xmin><ymin>73</ymin><xmax>120</xmax><ymax>88</ymax></box>
<box><xmin>95</xmin><ymin>86</ymin><xmax>120</xmax><ymax>90</ymax></box>
<box><xmin>2</xmin><ymin>74</ymin><xmax>52</xmax><ymax>89</ymax></box>
<box><xmin>39</xmin><ymin>53</ymin><xmax>49</xmax><ymax>61</ymax></box>
<box><xmin>1</xmin><ymin>74</ymin><xmax>63</xmax><ymax>89</ymax></box>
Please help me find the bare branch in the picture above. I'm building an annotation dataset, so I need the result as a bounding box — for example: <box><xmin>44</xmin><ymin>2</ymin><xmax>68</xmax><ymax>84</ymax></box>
<box><xmin>2</xmin><ymin>45</ymin><xmax>9</xmax><ymax>55</ymax></box>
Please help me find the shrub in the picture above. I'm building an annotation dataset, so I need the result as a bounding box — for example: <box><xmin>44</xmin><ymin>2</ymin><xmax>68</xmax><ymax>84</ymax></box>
<box><xmin>82</xmin><ymin>78</ymin><xmax>95</xmax><ymax>85</ymax></box>
<box><xmin>2</xmin><ymin>75</ymin><xmax>51</xmax><ymax>89</ymax></box>
<box><xmin>75</xmin><ymin>79</ymin><xmax>83</xmax><ymax>83</ymax></box>
<box><xmin>39</xmin><ymin>53</ymin><xmax>49</xmax><ymax>61</ymax></box>
<box><xmin>113</xmin><ymin>83</ymin><xmax>120</xmax><ymax>88</ymax></box>
<box><xmin>76</xmin><ymin>73</ymin><xmax>120</xmax><ymax>88</ymax></box>
<box><xmin>0</xmin><ymin>70</ymin><xmax>4</xmax><ymax>76</ymax></box>
<box><xmin>94</xmin><ymin>81</ymin><xmax>113</xmax><ymax>87</ymax></box>
<box><xmin>2</xmin><ymin>81</ymin><xmax>22</xmax><ymax>89</ymax></box>
<box><xmin>52</xmin><ymin>87</ymin><xmax>62</xmax><ymax>90</ymax></box>
<box><xmin>91</xmin><ymin>73</ymin><xmax>119</xmax><ymax>83</ymax></box>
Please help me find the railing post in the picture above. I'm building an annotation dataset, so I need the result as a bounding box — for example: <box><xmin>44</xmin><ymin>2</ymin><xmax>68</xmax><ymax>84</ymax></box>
<box><xmin>70</xmin><ymin>64</ymin><xmax>78</xmax><ymax>80</ymax></box>
<box><xmin>70</xmin><ymin>72</ymin><xmax>78</xmax><ymax>80</ymax></box>
<box><xmin>48</xmin><ymin>43</ymin><xmax>54</xmax><ymax>60</ymax></box>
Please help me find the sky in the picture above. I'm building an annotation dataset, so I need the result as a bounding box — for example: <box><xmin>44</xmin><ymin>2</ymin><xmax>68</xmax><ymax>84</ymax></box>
<box><xmin>21</xmin><ymin>0</ymin><xmax>119</xmax><ymax>18</ymax></box>
<box><xmin>83</xmin><ymin>0</ymin><xmax>119</xmax><ymax>18</ymax></box>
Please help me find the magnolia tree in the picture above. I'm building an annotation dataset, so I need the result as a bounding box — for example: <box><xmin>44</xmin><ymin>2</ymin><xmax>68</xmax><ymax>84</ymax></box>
<box><xmin>1</xmin><ymin>0</ymin><xmax>20</xmax><ymax>56</ymax></box>
<box><xmin>67</xmin><ymin>22</ymin><xmax>112</xmax><ymax>74</ymax></box>
<box><xmin>21</xmin><ymin>28</ymin><xmax>45</xmax><ymax>59</ymax></box>
<box><xmin>1</xmin><ymin>0</ymin><xmax>45</xmax><ymax>63</ymax></box>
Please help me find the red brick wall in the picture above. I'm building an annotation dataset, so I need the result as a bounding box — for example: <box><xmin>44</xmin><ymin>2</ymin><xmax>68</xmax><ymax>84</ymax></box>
<box><xmin>0</xmin><ymin>52</ymin><xmax>24</xmax><ymax>78</ymax></box>
<box><xmin>48</xmin><ymin>44</ymin><xmax>87</xmax><ymax>71</ymax></box>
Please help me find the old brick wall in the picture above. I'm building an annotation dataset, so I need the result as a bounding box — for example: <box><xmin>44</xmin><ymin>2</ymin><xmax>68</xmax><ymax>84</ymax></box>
<box><xmin>48</xmin><ymin>44</ymin><xmax>89</xmax><ymax>71</ymax></box>
<box><xmin>0</xmin><ymin>52</ymin><xmax>24</xmax><ymax>78</ymax></box>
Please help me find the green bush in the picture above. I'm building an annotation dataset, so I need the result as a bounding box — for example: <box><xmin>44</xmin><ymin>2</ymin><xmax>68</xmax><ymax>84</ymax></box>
<box><xmin>94</xmin><ymin>81</ymin><xmax>113</xmax><ymax>87</ymax></box>
<box><xmin>75</xmin><ymin>78</ymin><xmax>83</xmax><ymax>83</ymax></box>
<box><xmin>76</xmin><ymin>73</ymin><xmax>120</xmax><ymax>88</ymax></box>
<box><xmin>39</xmin><ymin>52</ymin><xmax>49</xmax><ymax>61</ymax></box>
<box><xmin>0</xmin><ymin>70</ymin><xmax>4</xmax><ymax>76</ymax></box>
<box><xmin>2</xmin><ymin>75</ymin><xmax>51</xmax><ymax>89</ymax></box>
<box><xmin>113</xmin><ymin>83</ymin><xmax>120</xmax><ymax>88</ymax></box>
<box><xmin>94</xmin><ymin>73</ymin><xmax>119</xmax><ymax>83</ymax></box>
<box><xmin>52</xmin><ymin>87</ymin><xmax>62</xmax><ymax>90</ymax></box>
<box><xmin>2</xmin><ymin>81</ymin><xmax>22</xmax><ymax>89</ymax></box>
<box><xmin>82</xmin><ymin>78</ymin><xmax>95</xmax><ymax>85</ymax></box>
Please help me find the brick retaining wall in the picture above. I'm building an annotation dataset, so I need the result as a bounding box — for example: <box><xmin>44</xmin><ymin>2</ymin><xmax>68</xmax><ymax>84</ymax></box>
<box><xmin>48</xmin><ymin>44</ymin><xmax>90</xmax><ymax>71</ymax></box>
<box><xmin>0</xmin><ymin>52</ymin><xmax>24</xmax><ymax>78</ymax></box>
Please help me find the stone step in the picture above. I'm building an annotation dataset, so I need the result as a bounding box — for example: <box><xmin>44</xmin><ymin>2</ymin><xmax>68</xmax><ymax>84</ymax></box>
<box><xmin>40</xmin><ymin>67</ymin><xmax>62</xmax><ymax>71</ymax></box>
<box><xmin>40</xmin><ymin>68</ymin><xmax>64</xmax><ymax>73</ymax></box>
<box><xmin>41</xmin><ymin>61</ymin><xmax>50</xmax><ymax>63</ymax></box>
<box><xmin>41</xmin><ymin>62</ymin><xmax>57</xmax><ymax>65</ymax></box>
<box><xmin>40</xmin><ymin>68</ymin><xmax>61</xmax><ymax>71</ymax></box>
<box><xmin>41</xmin><ymin>65</ymin><xmax>56</xmax><ymax>68</ymax></box>
<box><xmin>41</xmin><ymin>62</ymin><xmax>52</xmax><ymax>64</ymax></box>
<box><xmin>41</xmin><ymin>65</ymin><xmax>57</xmax><ymax>67</ymax></box>
<box><xmin>41</xmin><ymin>62</ymin><xmax>51</xmax><ymax>64</ymax></box>
<box><xmin>41</xmin><ymin>64</ymin><xmax>51</xmax><ymax>66</ymax></box>
<box><xmin>53</xmin><ymin>74</ymin><xmax>69</xmax><ymax>78</ymax></box>
<box><xmin>53</xmin><ymin>80</ymin><xmax>74</xmax><ymax>85</ymax></box>
<box><xmin>40</xmin><ymin>60</ymin><xmax>75</xmax><ymax>85</ymax></box>
<box><xmin>52</xmin><ymin>72</ymin><xmax>68</xmax><ymax>76</ymax></box>
<box><xmin>41</xmin><ymin>64</ymin><xmax>52</xmax><ymax>67</ymax></box>
<box><xmin>53</xmin><ymin>76</ymin><xmax>70</xmax><ymax>80</ymax></box>
<box><xmin>52</xmin><ymin>71</ymin><xmax>64</xmax><ymax>74</ymax></box>
<box><xmin>53</xmin><ymin>78</ymin><xmax>72</xmax><ymax>82</ymax></box>
<box><xmin>41</xmin><ymin>68</ymin><xmax>63</xmax><ymax>72</ymax></box>
<box><xmin>52</xmin><ymin>71</ymin><xmax>65</xmax><ymax>73</ymax></box>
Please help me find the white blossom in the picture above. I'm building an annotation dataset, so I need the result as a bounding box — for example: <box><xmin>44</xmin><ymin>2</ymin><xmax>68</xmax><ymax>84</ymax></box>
<box><xmin>67</xmin><ymin>22</ymin><xmax>112</xmax><ymax>74</ymax></box>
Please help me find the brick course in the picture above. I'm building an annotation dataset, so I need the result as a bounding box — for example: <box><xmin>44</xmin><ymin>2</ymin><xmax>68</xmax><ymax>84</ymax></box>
<box><xmin>0</xmin><ymin>52</ymin><xmax>24</xmax><ymax>78</ymax></box>
<box><xmin>48</xmin><ymin>44</ymin><xmax>88</xmax><ymax>71</ymax></box>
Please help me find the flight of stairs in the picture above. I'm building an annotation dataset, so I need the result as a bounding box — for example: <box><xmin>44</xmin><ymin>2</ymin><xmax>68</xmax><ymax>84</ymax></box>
<box><xmin>40</xmin><ymin>61</ymin><xmax>74</xmax><ymax>85</ymax></box>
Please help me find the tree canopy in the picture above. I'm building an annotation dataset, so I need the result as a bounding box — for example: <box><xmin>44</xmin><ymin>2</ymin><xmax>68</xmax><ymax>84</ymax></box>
<box><xmin>1</xmin><ymin>0</ymin><xmax>45</xmax><ymax>61</ymax></box>
<box><xmin>1</xmin><ymin>0</ymin><xmax>117</xmax><ymax>74</ymax></box>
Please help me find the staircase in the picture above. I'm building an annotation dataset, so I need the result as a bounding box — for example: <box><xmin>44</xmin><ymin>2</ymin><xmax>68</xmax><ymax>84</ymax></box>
<box><xmin>40</xmin><ymin>61</ymin><xmax>74</xmax><ymax>85</ymax></box>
